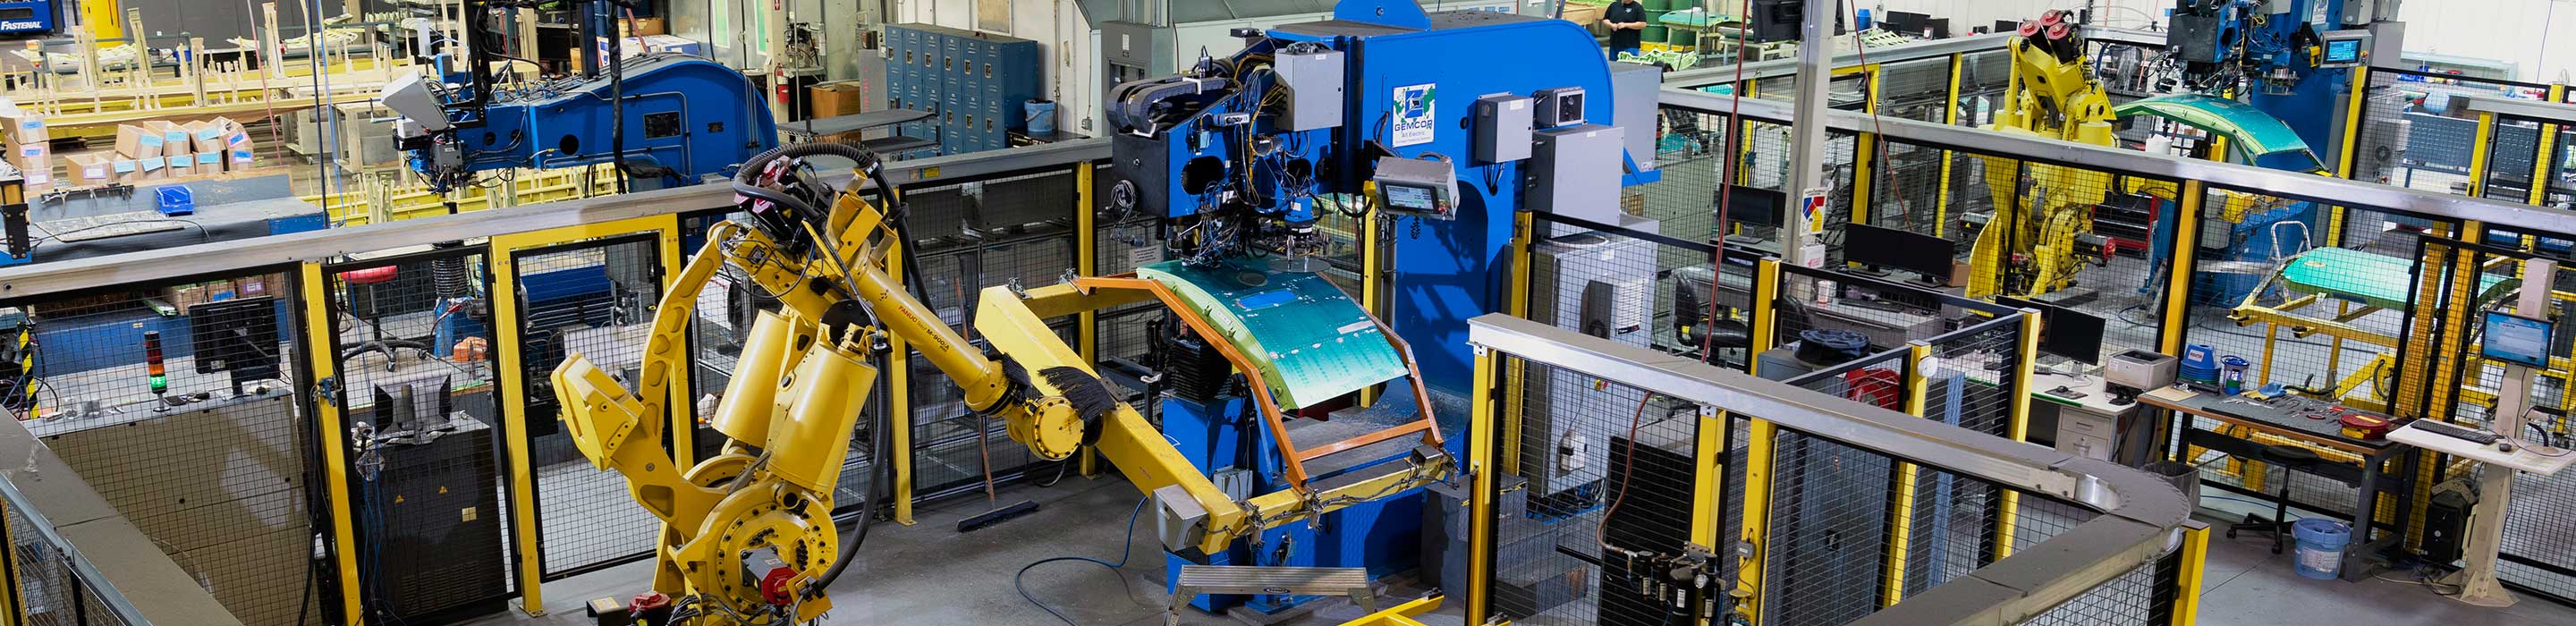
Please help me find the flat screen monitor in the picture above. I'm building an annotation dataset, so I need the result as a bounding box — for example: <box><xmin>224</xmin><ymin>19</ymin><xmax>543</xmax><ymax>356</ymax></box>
<box><xmin>2482</xmin><ymin>311</ymin><xmax>2554</xmax><ymax>368</ymax></box>
<box><xmin>1719</xmin><ymin>185</ymin><xmax>1787</xmax><ymax>229</ymax></box>
<box><xmin>1842</xmin><ymin>223</ymin><xmax>1955</xmax><ymax>282</ymax></box>
<box><xmin>1996</xmin><ymin>296</ymin><xmax>2107</xmax><ymax>365</ymax></box>
<box><xmin>1881</xmin><ymin>11</ymin><xmax>1930</xmax><ymax>35</ymax></box>
<box><xmin>189</xmin><ymin>296</ymin><xmax>282</xmax><ymax>385</ymax></box>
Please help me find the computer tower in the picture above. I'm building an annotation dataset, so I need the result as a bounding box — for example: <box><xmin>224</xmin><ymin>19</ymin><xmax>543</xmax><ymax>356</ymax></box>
<box><xmin>361</xmin><ymin>420</ymin><xmax>508</xmax><ymax>625</ymax></box>
<box><xmin>1596</xmin><ymin>424</ymin><xmax>1705</xmax><ymax>624</ymax></box>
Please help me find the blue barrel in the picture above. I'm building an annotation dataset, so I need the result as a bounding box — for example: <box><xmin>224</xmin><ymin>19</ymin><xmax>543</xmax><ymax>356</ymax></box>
<box><xmin>2292</xmin><ymin>519</ymin><xmax>2351</xmax><ymax>579</ymax></box>
<box><xmin>1023</xmin><ymin>100</ymin><xmax>1058</xmax><ymax>136</ymax></box>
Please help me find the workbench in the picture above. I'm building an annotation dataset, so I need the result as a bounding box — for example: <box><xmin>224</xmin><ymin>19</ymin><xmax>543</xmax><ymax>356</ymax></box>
<box><xmin>2140</xmin><ymin>386</ymin><xmax>2418</xmax><ymax>582</ymax></box>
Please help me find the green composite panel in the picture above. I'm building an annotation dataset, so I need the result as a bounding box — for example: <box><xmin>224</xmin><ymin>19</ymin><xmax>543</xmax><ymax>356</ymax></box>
<box><xmin>2114</xmin><ymin>94</ymin><xmax>2332</xmax><ymax>173</ymax></box>
<box><xmin>1139</xmin><ymin>259</ymin><xmax>1408</xmax><ymax>409</ymax></box>
<box><xmin>2280</xmin><ymin>247</ymin><xmax>2511</xmax><ymax>309</ymax></box>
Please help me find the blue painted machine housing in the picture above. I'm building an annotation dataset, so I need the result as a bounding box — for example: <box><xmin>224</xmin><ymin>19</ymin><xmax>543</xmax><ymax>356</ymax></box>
<box><xmin>0</xmin><ymin>0</ymin><xmax>59</xmax><ymax>38</ymax></box>
<box><xmin>1109</xmin><ymin>0</ymin><xmax>1645</xmax><ymax>616</ymax></box>
<box><xmin>422</xmin><ymin>54</ymin><xmax>775</xmax><ymax>189</ymax></box>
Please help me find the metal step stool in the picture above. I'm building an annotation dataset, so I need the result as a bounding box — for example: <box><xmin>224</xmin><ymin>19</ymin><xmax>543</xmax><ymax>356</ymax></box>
<box><xmin>1166</xmin><ymin>565</ymin><xmax>1378</xmax><ymax>626</ymax></box>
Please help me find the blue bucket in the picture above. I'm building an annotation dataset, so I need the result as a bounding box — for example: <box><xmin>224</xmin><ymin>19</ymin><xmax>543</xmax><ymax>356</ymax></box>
<box><xmin>1023</xmin><ymin>100</ymin><xmax>1058</xmax><ymax>136</ymax></box>
<box><xmin>2291</xmin><ymin>518</ymin><xmax>2350</xmax><ymax>579</ymax></box>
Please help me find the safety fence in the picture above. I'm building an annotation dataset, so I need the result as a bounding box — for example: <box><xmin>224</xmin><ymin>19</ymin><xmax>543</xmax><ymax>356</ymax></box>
<box><xmin>1464</xmin><ymin>313</ymin><xmax>2202</xmax><ymax>626</ymax></box>
<box><xmin>2</xmin><ymin>478</ymin><xmax>153</xmax><ymax>626</ymax></box>
<box><xmin>0</xmin><ymin>143</ymin><xmax>1115</xmax><ymax>625</ymax></box>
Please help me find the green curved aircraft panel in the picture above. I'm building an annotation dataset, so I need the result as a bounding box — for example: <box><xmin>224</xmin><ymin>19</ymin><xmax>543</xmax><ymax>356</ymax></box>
<box><xmin>2114</xmin><ymin>94</ymin><xmax>2331</xmax><ymax>173</ymax></box>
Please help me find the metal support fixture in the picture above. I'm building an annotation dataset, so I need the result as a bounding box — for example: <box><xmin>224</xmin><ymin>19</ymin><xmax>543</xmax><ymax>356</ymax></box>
<box><xmin>2440</xmin><ymin>256</ymin><xmax>2557</xmax><ymax>607</ymax></box>
<box><xmin>1783</xmin><ymin>0</ymin><xmax>1836</xmax><ymax>269</ymax></box>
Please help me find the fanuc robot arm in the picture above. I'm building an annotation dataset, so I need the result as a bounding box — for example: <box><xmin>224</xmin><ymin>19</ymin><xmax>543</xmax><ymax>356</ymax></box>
<box><xmin>547</xmin><ymin>142</ymin><xmax>1452</xmax><ymax>624</ymax></box>
<box><xmin>1967</xmin><ymin>10</ymin><xmax>2116</xmax><ymax>299</ymax></box>
<box><xmin>547</xmin><ymin>141</ymin><xmax>1107</xmax><ymax>623</ymax></box>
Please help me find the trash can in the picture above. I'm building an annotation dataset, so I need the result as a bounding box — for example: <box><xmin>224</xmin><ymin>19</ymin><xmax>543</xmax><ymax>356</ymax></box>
<box><xmin>2292</xmin><ymin>518</ymin><xmax>2351</xmax><ymax>579</ymax></box>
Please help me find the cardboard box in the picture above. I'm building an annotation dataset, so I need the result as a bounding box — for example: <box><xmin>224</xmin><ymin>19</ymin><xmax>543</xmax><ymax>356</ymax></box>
<box><xmin>137</xmin><ymin>155</ymin><xmax>165</xmax><ymax>180</ymax></box>
<box><xmin>115</xmin><ymin>124</ymin><xmax>165</xmax><ymax>158</ymax></box>
<box><xmin>64</xmin><ymin>153</ymin><xmax>109</xmax><ymax>184</ymax></box>
<box><xmin>618</xmin><ymin>16</ymin><xmax>666</xmax><ymax>37</ymax></box>
<box><xmin>143</xmin><ymin>121</ymin><xmax>189</xmax><ymax>159</ymax></box>
<box><xmin>0</xmin><ymin>107</ymin><xmax>44</xmax><ymax>148</ymax></box>
<box><xmin>811</xmin><ymin>82</ymin><xmax>871</xmax><ymax>117</ymax></box>
<box><xmin>162</xmin><ymin>283</ymin><xmax>208</xmax><ymax>314</ymax></box>
<box><xmin>166</xmin><ymin>152</ymin><xmax>196</xmax><ymax>176</ymax></box>
<box><xmin>1563</xmin><ymin>4</ymin><xmax>1606</xmax><ymax>27</ymax></box>
<box><xmin>111</xmin><ymin>157</ymin><xmax>138</xmax><ymax>182</ymax></box>
<box><xmin>186</xmin><ymin>120</ymin><xmax>228</xmax><ymax>155</ymax></box>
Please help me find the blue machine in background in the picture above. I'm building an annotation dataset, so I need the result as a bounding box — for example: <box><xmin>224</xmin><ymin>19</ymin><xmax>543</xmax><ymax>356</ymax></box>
<box><xmin>381</xmin><ymin>54</ymin><xmax>775</xmax><ymax>193</ymax></box>
<box><xmin>1106</xmin><ymin>0</ymin><xmax>1662</xmax><ymax>616</ymax></box>
<box><xmin>0</xmin><ymin>0</ymin><xmax>58</xmax><ymax>38</ymax></box>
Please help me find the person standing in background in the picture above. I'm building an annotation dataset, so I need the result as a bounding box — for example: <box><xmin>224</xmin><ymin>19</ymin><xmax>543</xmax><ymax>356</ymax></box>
<box><xmin>1603</xmin><ymin>0</ymin><xmax>1648</xmax><ymax>57</ymax></box>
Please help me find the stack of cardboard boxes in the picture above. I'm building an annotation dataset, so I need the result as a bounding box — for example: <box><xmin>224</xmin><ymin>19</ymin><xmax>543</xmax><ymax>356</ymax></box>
<box><xmin>98</xmin><ymin>118</ymin><xmax>255</xmax><ymax>186</ymax></box>
<box><xmin>2</xmin><ymin>107</ymin><xmax>48</xmax><ymax>195</ymax></box>
<box><xmin>159</xmin><ymin>272</ymin><xmax>286</xmax><ymax>314</ymax></box>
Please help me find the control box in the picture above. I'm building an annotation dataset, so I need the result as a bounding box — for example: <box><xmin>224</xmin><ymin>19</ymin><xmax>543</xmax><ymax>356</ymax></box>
<box><xmin>1472</xmin><ymin>94</ymin><xmax>1533</xmax><ymax>164</ymax></box>
<box><xmin>1275</xmin><ymin>49</ymin><xmax>1345</xmax><ymax>131</ymax></box>
<box><xmin>1534</xmin><ymin>87</ymin><xmax>1586</xmax><ymax>129</ymax></box>
<box><xmin>1372</xmin><ymin>156</ymin><xmax>1459</xmax><ymax>220</ymax></box>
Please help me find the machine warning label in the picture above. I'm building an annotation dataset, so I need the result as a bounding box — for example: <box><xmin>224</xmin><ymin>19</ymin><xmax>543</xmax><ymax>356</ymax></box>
<box><xmin>1392</xmin><ymin>83</ymin><xmax>1436</xmax><ymax>147</ymax></box>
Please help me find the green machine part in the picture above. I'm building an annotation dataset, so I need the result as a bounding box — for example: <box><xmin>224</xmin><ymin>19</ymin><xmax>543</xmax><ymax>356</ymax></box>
<box><xmin>1138</xmin><ymin>259</ymin><xmax>1410</xmax><ymax>410</ymax></box>
<box><xmin>2114</xmin><ymin>94</ymin><xmax>2332</xmax><ymax>173</ymax></box>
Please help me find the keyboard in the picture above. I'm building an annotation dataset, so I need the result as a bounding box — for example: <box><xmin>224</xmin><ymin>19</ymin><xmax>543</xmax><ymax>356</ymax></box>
<box><xmin>2408</xmin><ymin>419</ymin><xmax>2499</xmax><ymax>445</ymax></box>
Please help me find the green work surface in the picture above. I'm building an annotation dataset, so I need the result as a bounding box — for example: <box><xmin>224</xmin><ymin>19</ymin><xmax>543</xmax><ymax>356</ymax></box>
<box><xmin>1139</xmin><ymin>259</ymin><xmax>1408</xmax><ymax>410</ymax></box>
<box><xmin>2280</xmin><ymin>247</ymin><xmax>2510</xmax><ymax>309</ymax></box>
<box><xmin>2114</xmin><ymin>94</ymin><xmax>2329</xmax><ymax>173</ymax></box>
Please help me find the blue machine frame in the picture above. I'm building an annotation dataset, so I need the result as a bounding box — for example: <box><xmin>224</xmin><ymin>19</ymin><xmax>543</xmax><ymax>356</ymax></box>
<box><xmin>1106</xmin><ymin>0</ymin><xmax>1655</xmax><ymax>614</ymax></box>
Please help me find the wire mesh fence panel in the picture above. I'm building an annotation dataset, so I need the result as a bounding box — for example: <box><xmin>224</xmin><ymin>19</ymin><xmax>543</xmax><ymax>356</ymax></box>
<box><xmin>1877</xmin><ymin>58</ymin><xmax>1953</xmax><ymax>123</ymax></box>
<box><xmin>1923</xmin><ymin>317</ymin><xmax>2027</xmax><ymax>437</ymax></box>
<box><xmin>8</xmin><ymin>500</ymin><xmax>90</xmax><ymax>626</ymax></box>
<box><xmin>1758</xmin><ymin>424</ymin><xmax>1899</xmax><ymax>625</ymax></box>
<box><xmin>2347</xmin><ymin>68</ymin><xmax>2555</xmax><ymax>194</ymax></box>
<box><xmin>1955</xmin><ymin>50</ymin><xmax>2012</xmax><ymax>126</ymax></box>
<box><xmin>507</xmin><ymin>237</ymin><xmax>665</xmax><ymax>579</ymax></box>
<box><xmin>1487</xmin><ymin>358</ymin><xmax>1713</xmax><ymax>626</ymax></box>
<box><xmin>908</xmin><ymin>323</ymin><xmax>1080</xmax><ymax>502</ymax></box>
<box><xmin>323</xmin><ymin>248</ymin><xmax>521</xmax><ymax>622</ymax></box>
<box><xmin>2181</xmin><ymin>186</ymin><xmax>2440</xmax><ymax>416</ymax></box>
<box><xmin>11</xmin><ymin>270</ymin><xmax>324</xmax><ymax>626</ymax></box>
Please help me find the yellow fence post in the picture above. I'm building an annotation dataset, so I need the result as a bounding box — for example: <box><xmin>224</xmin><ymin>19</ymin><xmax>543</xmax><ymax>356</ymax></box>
<box><xmin>1750</xmin><ymin>259</ymin><xmax>1781</xmax><ymax>377</ymax></box>
<box><xmin>299</xmin><ymin>262</ymin><xmax>373</xmax><ymax>623</ymax></box>
<box><xmin>1075</xmin><ymin>165</ymin><xmax>1101</xmax><ymax>478</ymax></box>
<box><xmin>1500</xmin><ymin>211</ymin><xmax>1535</xmax><ymax>477</ymax></box>
<box><xmin>2466</xmin><ymin>112</ymin><xmax>2497</xmax><ymax>199</ymax></box>
<box><xmin>659</xmin><ymin>221</ymin><xmax>694</xmax><ymax>469</ymax></box>
<box><xmin>1934</xmin><ymin>53</ymin><xmax>1965</xmax><ymax>238</ymax></box>
<box><xmin>1851</xmin><ymin>133</ymin><xmax>1877</xmax><ymax>227</ymax></box>
<box><xmin>2529</xmin><ymin>86</ymin><xmax>2565</xmax><ymax>208</ymax></box>
<box><xmin>1880</xmin><ymin>342</ymin><xmax>1934</xmax><ymax>606</ymax></box>
<box><xmin>1734</xmin><ymin>416</ymin><xmax>1777</xmax><ymax>624</ymax></box>
<box><xmin>1690</xmin><ymin>403</ymin><xmax>1729</xmax><ymax>550</ymax></box>
<box><xmin>888</xmin><ymin>236</ymin><xmax>917</xmax><ymax>525</ymax></box>
<box><xmin>0</xmin><ymin>496</ymin><xmax>17</xmax><ymax>626</ymax></box>
<box><xmin>2161</xmin><ymin>182</ymin><xmax>2207</xmax><ymax>355</ymax></box>
<box><xmin>1993</xmin><ymin>309</ymin><xmax>2042</xmax><ymax>561</ymax></box>
<box><xmin>1463</xmin><ymin>346</ymin><xmax>1499</xmax><ymax>623</ymax></box>
<box><xmin>2171</xmin><ymin>524</ymin><xmax>2211</xmax><ymax>626</ymax></box>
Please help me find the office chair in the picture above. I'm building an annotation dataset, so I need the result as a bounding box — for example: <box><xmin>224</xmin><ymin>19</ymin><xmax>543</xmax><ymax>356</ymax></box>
<box><xmin>340</xmin><ymin>266</ymin><xmax>428</xmax><ymax>371</ymax></box>
<box><xmin>2225</xmin><ymin>443</ymin><xmax>2322</xmax><ymax>554</ymax></box>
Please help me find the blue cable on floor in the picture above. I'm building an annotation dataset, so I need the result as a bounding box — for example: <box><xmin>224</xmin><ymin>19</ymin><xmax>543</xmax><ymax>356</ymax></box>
<box><xmin>1015</xmin><ymin>496</ymin><xmax>1150</xmax><ymax>625</ymax></box>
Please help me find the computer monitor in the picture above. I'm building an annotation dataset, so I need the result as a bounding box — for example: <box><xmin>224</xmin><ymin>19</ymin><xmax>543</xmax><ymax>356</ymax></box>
<box><xmin>1718</xmin><ymin>185</ymin><xmax>1787</xmax><ymax>229</ymax></box>
<box><xmin>371</xmin><ymin>375</ymin><xmax>455</xmax><ymax>435</ymax></box>
<box><xmin>1842</xmin><ymin>223</ymin><xmax>1955</xmax><ymax>283</ymax></box>
<box><xmin>1994</xmin><ymin>20</ymin><xmax>2021</xmax><ymax>34</ymax></box>
<box><xmin>1880</xmin><ymin>11</ymin><xmax>1929</xmax><ymax>35</ymax></box>
<box><xmin>188</xmin><ymin>296</ymin><xmax>282</xmax><ymax>392</ymax></box>
<box><xmin>1996</xmin><ymin>296</ymin><xmax>2107</xmax><ymax>365</ymax></box>
<box><xmin>1752</xmin><ymin>0</ymin><xmax>1846</xmax><ymax>43</ymax></box>
<box><xmin>2481</xmin><ymin>311</ymin><xmax>2554</xmax><ymax>368</ymax></box>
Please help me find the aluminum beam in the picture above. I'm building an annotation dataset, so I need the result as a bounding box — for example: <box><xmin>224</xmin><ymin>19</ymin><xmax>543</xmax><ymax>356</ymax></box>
<box><xmin>0</xmin><ymin>139</ymin><xmax>1110</xmax><ymax>300</ymax></box>
<box><xmin>1657</xmin><ymin>88</ymin><xmax>2576</xmax><ymax>236</ymax></box>
<box><xmin>1465</xmin><ymin>313</ymin><xmax>2191</xmax><ymax>626</ymax></box>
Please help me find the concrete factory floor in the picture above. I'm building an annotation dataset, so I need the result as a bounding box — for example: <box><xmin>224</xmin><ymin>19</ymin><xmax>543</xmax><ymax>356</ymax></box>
<box><xmin>464</xmin><ymin>476</ymin><xmax>2576</xmax><ymax>626</ymax></box>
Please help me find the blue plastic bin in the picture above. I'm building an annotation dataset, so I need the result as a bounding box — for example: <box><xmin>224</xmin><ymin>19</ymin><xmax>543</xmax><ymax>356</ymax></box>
<box><xmin>157</xmin><ymin>185</ymin><xmax>195</xmax><ymax>216</ymax></box>
<box><xmin>2292</xmin><ymin>518</ymin><xmax>2351</xmax><ymax>579</ymax></box>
